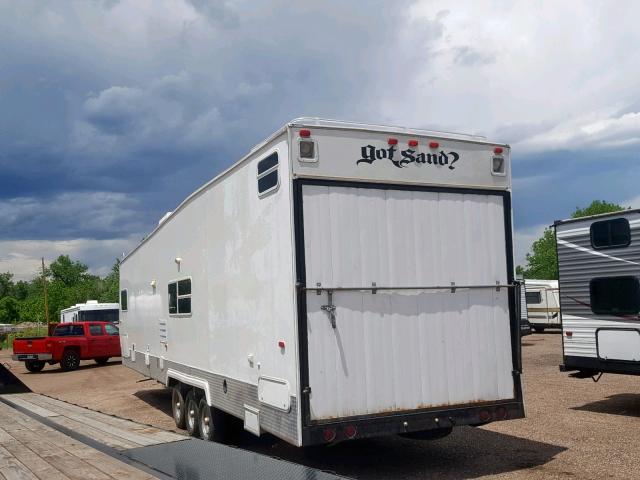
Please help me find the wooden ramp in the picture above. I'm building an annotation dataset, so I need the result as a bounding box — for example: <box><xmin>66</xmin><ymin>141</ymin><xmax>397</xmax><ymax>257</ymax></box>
<box><xmin>0</xmin><ymin>396</ymin><xmax>164</xmax><ymax>480</ymax></box>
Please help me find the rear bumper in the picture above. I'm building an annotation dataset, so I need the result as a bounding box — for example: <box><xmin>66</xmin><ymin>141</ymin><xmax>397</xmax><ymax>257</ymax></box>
<box><xmin>12</xmin><ymin>353</ymin><xmax>53</xmax><ymax>361</ymax></box>
<box><xmin>561</xmin><ymin>355</ymin><xmax>640</xmax><ymax>376</ymax></box>
<box><xmin>301</xmin><ymin>400</ymin><xmax>525</xmax><ymax>446</ymax></box>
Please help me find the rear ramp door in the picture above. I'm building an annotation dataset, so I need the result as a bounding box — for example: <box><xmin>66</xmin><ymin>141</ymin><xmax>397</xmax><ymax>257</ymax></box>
<box><xmin>301</xmin><ymin>183</ymin><xmax>515</xmax><ymax>421</ymax></box>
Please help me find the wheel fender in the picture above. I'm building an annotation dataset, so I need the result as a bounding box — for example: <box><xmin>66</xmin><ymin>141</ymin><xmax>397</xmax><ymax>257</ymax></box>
<box><xmin>166</xmin><ymin>369</ymin><xmax>211</xmax><ymax>405</ymax></box>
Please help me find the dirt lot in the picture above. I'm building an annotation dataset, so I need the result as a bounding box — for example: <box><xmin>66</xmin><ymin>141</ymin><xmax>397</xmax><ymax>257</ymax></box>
<box><xmin>2</xmin><ymin>333</ymin><xmax>639</xmax><ymax>479</ymax></box>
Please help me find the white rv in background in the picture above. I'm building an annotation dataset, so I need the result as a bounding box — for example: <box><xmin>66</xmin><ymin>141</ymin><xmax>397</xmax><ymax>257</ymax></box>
<box><xmin>119</xmin><ymin>118</ymin><xmax>524</xmax><ymax>446</ymax></box>
<box><xmin>556</xmin><ymin>210</ymin><xmax>640</xmax><ymax>378</ymax></box>
<box><xmin>60</xmin><ymin>300</ymin><xmax>120</xmax><ymax>324</ymax></box>
<box><xmin>523</xmin><ymin>280</ymin><xmax>560</xmax><ymax>332</ymax></box>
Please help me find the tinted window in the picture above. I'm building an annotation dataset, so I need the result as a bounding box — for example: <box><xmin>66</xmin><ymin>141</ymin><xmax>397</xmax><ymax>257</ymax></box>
<box><xmin>89</xmin><ymin>324</ymin><xmax>103</xmax><ymax>336</ymax></box>
<box><xmin>590</xmin><ymin>218</ymin><xmax>630</xmax><ymax>249</ymax></box>
<box><xmin>168</xmin><ymin>282</ymin><xmax>177</xmax><ymax>314</ymax></box>
<box><xmin>257</xmin><ymin>152</ymin><xmax>278</xmax><ymax>175</ymax></box>
<box><xmin>53</xmin><ymin>324</ymin><xmax>85</xmax><ymax>336</ymax></box>
<box><xmin>120</xmin><ymin>290</ymin><xmax>128</xmax><ymax>311</ymax></box>
<box><xmin>590</xmin><ymin>276</ymin><xmax>640</xmax><ymax>315</ymax></box>
<box><xmin>79</xmin><ymin>309</ymin><xmax>119</xmax><ymax>323</ymax></box>
<box><xmin>257</xmin><ymin>153</ymin><xmax>278</xmax><ymax>195</ymax></box>
<box><xmin>168</xmin><ymin>279</ymin><xmax>191</xmax><ymax>315</ymax></box>
<box><xmin>105</xmin><ymin>324</ymin><xmax>119</xmax><ymax>336</ymax></box>
<box><xmin>526</xmin><ymin>291</ymin><xmax>542</xmax><ymax>304</ymax></box>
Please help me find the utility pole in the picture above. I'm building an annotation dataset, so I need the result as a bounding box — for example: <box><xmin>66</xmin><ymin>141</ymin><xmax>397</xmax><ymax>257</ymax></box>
<box><xmin>41</xmin><ymin>258</ymin><xmax>50</xmax><ymax>327</ymax></box>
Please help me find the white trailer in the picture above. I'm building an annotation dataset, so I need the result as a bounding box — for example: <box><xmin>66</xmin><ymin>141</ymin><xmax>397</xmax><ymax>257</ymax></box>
<box><xmin>119</xmin><ymin>118</ymin><xmax>524</xmax><ymax>446</ymax></box>
<box><xmin>523</xmin><ymin>279</ymin><xmax>560</xmax><ymax>332</ymax></box>
<box><xmin>556</xmin><ymin>210</ymin><xmax>640</xmax><ymax>378</ymax></box>
<box><xmin>60</xmin><ymin>300</ymin><xmax>120</xmax><ymax>324</ymax></box>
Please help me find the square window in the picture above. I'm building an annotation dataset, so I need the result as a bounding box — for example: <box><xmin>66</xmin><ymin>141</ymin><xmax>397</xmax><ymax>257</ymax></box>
<box><xmin>590</xmin><ymin>218</ymin><xmax>630</xmax><ymax>249</ymax></box>
<box><xmin>590</xmin><ymin>276</ymin><xmax>640</xmax><ymax>315</ymax></box>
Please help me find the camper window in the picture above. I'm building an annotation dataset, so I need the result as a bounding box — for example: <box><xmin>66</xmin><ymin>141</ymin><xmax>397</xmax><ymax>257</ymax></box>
<box><xmin>590</xmin><ymin>276</ymin><xmax>640</xmax><ymax>315</ymax></box>
<box><xmin>168</xmin><ymin>278</ymin><xmax>192</xmax><ymax>315</ymax></box>
<box><xmin>257</xmin><ymin>152</ymin><xmax>279</xmax><ymax>196</ymax></box>
<box><xmin>526</xmin><ymin>291</ymin><xmax>542</xmax><ymax>304</ymax></box>
<box><xmin>590</xmin><ymin>218</ymin><xmax>631</xmax><ymax>249</ymax></box>
<box><xmin>120</xmin><ymin>290</ymin><xmax>128</xmax><ymax>311</ymax></box>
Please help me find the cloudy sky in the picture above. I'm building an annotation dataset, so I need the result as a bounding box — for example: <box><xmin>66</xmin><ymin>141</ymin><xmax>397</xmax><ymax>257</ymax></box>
<box><xmin>1</xmin><ymin>0</ymin><xmax>639</xmax><ymax>280</ymax></box>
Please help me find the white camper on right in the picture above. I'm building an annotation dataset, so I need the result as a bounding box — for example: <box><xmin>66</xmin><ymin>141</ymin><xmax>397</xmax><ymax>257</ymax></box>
<box><xmin>556</xmin><ymin>210</ymin><xmax>640</xmax><ymax>377</ymax></box>
<box><xmin>523</xmin><ymin>280</ymin><xmax>560</xmax><ymax>332</ymax></box>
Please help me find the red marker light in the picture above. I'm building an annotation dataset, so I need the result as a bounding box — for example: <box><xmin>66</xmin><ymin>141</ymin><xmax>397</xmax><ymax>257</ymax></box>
<box><xmin>494</xmin><ymin>147</ymin><xmax>504</xmax><ymax>154</ymax></box>
<box><xmin>388</xmin><ymin>138</ymin><xmax>398</xmax><ymax>145</ymax></box>
<box><xmin>344</xmin><ymin>425</ymin><xmax>357</xmax><ymax>439</ymax></box>
<box><xmin>408</xmin><ymin>140</ymin><xmax>418</xmax><ymax>147</ymax></box>
<box><xmin>323</xmin><ymin>427</ymin><xmax>336</xmax><ymax>442</ymax></box>
<box><xmin>300</xmin><ymin>129</ymin><xmax>311</xmax><ymax>138</ymax></box>
<box><xmin>429</xmin><ymin>141</ymin><xmax>439</xmax><ymax>149</ymax></box>
<box><xmin>565</xmin><ymin>331</ymin><xmax>573</xmax><ymax>337</ymax></box>
<box><xmin>278</xmin><ymin>340</ymin><xmax>286</xmax><ymax>348</ymax></box>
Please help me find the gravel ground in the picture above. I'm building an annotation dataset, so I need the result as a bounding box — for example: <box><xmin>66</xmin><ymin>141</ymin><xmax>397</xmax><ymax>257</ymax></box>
<box><xmin>2</xmin><ymin>333</ymin><xmax>639</xmax><ymax>479</ymax></box>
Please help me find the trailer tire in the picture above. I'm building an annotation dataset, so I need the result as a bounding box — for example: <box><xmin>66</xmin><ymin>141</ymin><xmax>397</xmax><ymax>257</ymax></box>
<box><xmin>61</xmin><ymin>349</ymin><xmax>80</xmax><ymax>371</ymax></box>
<box><xmin>25</xmin><ymin>360</ymin><xmax>45</xmax><ymax>373</ymax></box>
<box><xmin>172</xmin><ymin>387</ymin><xmax>187</xmax><ymax>429</ymax></box>
<box><xmin>94</xmin><ymin>357</ymin><xmax>109</xmax><ymax>365</ymax></box>
<box><xmin>185</xmin><ymin>391</ymin><xmax>200</xmax><ymax>437</ymax></box>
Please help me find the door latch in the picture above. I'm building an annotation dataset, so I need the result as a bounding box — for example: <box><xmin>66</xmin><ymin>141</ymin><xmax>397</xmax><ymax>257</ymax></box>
<box><xmin>321</xmin><ymin>290</ymin><xmax>337</xmax><ymax>329</ymax></box>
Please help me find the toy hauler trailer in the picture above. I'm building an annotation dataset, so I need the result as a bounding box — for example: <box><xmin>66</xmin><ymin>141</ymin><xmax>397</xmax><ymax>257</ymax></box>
<box><xmin>119</xmin><ymin>118</ymin><xmax>524</xmax><ymax>446</ymax></box>
<box><xmin>557</xmin><ymin>210</ymin><xmax>640</xmax><ymax>377</ymax></box>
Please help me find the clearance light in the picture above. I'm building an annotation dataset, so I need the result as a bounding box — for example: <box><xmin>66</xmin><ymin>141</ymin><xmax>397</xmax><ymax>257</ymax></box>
<box><xmin>494</xmin><ymin>147</ymin><xmax>504</xmax><ymax>154</ymax></box>
<box><xmin>429</xmin><ymin>141</ymin><xmax>439</xmax><ymax>149</ymax></box>
<box><xmin>388</xmin><ymin>138</ymin><xmax>398</xmax><ymax>145</ymax></box>
<box><xmin>300</xmin><ymin>129</ymin><xmax>311</xmax><ymax>138</ymax></box>
<box><xmin>278</xmin><ymin>340</ymin><xmax>285</xmax><ymax>348</ymax></box>
<box><xmin>565</xmin><ymin>331</ymin><xmax>573</xmax><ymax>337</ymax></box>
<box><xmin>408</xmin><ymin>140</ymin><xmax>419</xmax><ymax>147</ymax></box>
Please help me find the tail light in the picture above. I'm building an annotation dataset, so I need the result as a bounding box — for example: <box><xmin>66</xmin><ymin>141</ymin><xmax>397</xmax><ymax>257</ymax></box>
<box><xmin>495</xmin><ymin>407</ymin><xmax>508</xmax><ymax>420</ymax></box>
<box><xmin>479</xmin><ymin>410</ymin><xmax>491</xmax><ymax>422</ymax></box>
<box><xmin>323</xmin><ymin>427</ymin><xmax>336</xmax><ymax>442</ymax></box>
<box><xmin>344</xmin><ymin>425</ymin><xmax>357</xmax><ymax>439</ymax></box>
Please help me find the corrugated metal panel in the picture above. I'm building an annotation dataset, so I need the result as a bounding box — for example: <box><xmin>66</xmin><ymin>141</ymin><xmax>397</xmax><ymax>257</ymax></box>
<box><xmin>520</xmin><ymin>285</ymin><xmax>528</xmax><ymax>321</ymax></box>
<box><xmin>302</xmin><ymin>185</ymin><xmax>514</xmax><ymax>421</ymax></box>
<box><xmin>556</xmin><ymin>214</ymin><xmax>640</xmax><ymax>358</ymax></box>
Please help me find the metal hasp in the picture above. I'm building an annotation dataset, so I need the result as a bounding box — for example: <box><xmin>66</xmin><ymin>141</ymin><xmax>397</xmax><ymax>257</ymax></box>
<box><xmin>321</xmin><ymin>290</ymin><xmax>337</xmax><ymax>329</ymax></box>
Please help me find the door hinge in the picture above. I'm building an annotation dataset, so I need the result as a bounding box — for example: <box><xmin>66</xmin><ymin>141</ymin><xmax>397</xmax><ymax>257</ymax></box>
<box><xmin>302</xmin><ymin>386</ymin><xmax>311</xmax><ymax>395</ymax></box>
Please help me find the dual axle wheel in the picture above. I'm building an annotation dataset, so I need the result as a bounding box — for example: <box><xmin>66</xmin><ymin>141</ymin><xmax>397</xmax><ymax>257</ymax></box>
<box><xmin>171</xmin><ymin>386</ymin><xmax>226</xmax><ymax>442</ymax></box>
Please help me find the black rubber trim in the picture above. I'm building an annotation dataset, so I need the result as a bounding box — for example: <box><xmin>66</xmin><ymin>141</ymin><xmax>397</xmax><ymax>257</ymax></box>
<box><xmin>0</xmin><ymin>395</ymin><xmax>176</xmax><ymax>480</ymax></box>
<box><xmin>562</xmin><ymin>355</ymin><xmax>640</xmax><ymax>376</ymax></box>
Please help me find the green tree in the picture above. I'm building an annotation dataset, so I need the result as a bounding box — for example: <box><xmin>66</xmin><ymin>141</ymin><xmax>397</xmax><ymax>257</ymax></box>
<box><xmin>518</xmin><ymin>200</ymin><xmax>626</xmax><ymax>279</ymax></box>
<box><xmin>0</xmin><ymin>272</ymin><xmax>14</xmax><ymax>298</ymax></box>
<box><xmin>0</xmin><ymin>297</ymin><xmax>20</xmax><ymax>324</ymax></box>
<box><xmin>49</xmin><ymin>255</ymin><xmax>89</xmax><ymax>286</ymax></box>
<box><xmin>99</xmin><ymin>259</ymin><xmax>120</xmax><ymax>303</ymax></box>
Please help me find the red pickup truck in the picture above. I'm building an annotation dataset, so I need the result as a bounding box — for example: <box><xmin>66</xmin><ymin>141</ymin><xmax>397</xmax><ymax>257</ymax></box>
<box><xmin>12</xmin><ymin>322</ymin><xmax>121</xmax><ymax>372</ymax></box>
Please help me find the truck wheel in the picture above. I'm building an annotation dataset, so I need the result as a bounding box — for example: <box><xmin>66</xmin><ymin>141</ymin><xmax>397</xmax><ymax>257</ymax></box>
<box><xmin>25</xmin><ymin>360</ymin><xmax>45</xmax><ymax>373</ymax></box>
<box><xmin>61</xmin><ymin>349</ymin><xmax>80</xmax><ymax>371</ymax></box>
<box><xmin>94</xmin><ymin>358</ymin><xmax>109</xmax><ymax>365</ymax></box>
<box><xmin>172</xmin><ymin>387</ymin><xmax>187</xmax><ymax>429</ymax></box>
<box><xmin>185</xmin><ymin>391</ymin><xmax>200</xmax><ymax>437</ymax></box>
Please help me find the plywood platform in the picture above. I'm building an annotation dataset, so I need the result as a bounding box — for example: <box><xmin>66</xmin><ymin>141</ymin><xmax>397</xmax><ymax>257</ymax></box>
<box><xmin>0</xmin><ymin>397</ymin><xmax>161</xmax><ymax>480</ymax></box>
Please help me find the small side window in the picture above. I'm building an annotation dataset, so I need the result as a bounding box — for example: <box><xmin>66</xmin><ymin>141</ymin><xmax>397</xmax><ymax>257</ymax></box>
<box><xmin>590</xmin><ymin>218</ymin><xmax>630</xmax><ymax>249</ymax></box>
<box><xmin>525</xmin><ymin>291</ymin><xmax>542</xmax><ymax>304</ymax></box>
<box><xmin>590</xmin><ymin>276</ymin><xmax>640</xmax><ymax>315</ymax></box>
<box><xmin>257</xmin><ymin>152</ymin><xmax>279</xmax><ymax>196</ymax></box>
<box><xmin>120</xmin><ymin>289</ymin><xmax>128</xmax><ymax>311</ymax></box>
<box><xmin>168</xmin><ymin>278</ymin><xmax>191</xmax><ymax>315</ymax></box>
